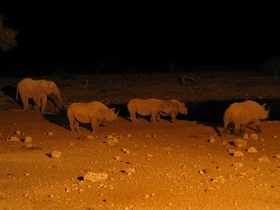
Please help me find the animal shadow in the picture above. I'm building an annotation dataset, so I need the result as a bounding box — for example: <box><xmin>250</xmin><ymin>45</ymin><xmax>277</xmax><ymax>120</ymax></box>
<box><xmin>43</xmin><ymin>112</ymin><xmax>70</xmax><ymax>131</ymax></box>
<box><xmin>1</xmin><ymin>85</ymin><xmax>36</xmax><ymax>109</ymax></box>
<box><xmin>1</xmin><ymin>85</ymin><xmax>21</xmax><ymax>104</ymax></box>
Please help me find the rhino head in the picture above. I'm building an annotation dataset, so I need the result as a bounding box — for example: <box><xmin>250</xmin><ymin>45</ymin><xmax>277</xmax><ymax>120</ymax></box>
<box><xmin>101</xmin><ymin>107</ymin><xmax>119</xmax><ymax>122</ymax></box>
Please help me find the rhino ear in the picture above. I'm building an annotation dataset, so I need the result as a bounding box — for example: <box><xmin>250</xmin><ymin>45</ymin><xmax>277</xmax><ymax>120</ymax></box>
<box><xmin>99</xmin><ymin>109</ymin><xmax>105</xmax><ymax>114</ymax></box>
<box><xmin>262</xmin><ymin>103</ymin><xmax>270</xmax><ymax>110</ymax></box>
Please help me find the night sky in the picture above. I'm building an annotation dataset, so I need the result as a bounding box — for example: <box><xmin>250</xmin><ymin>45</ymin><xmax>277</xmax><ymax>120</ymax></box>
<box><xmin>1</xmin><ymin>7</ymin><xmax>280</xmax><ymax>75</ymax></box>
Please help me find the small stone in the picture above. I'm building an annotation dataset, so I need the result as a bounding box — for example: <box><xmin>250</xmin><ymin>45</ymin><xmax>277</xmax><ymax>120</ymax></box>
<box><xmin>234</xmin><ymin>139</ymin><xmax>247</xmax><ymax>148</ymax></box>
<box><xmin>249</xmin><ymin>133</ymin><xmax>258</xmax><ymax>140</ymax></box>
<box><xmin>247</xmin><ymin>146</ymin><xmax>257</xmax><ymax>153</ymax></box>
<box><xmin>121</xmin><ymin>148</ymin><xmax>130</xmax><ymax>154</ymax></box>
<box><xmin>51</xmin><ymin>150</ymin><xmax>62</xmax><ymax>158</ymax></box>
<box><xmin>122</xmin><ymin>168</ymin><xmax>135</xmax><ymax>175</ymax></box>
<box><xmin>208</xmin><ymin>137</ymin><xmax>216</xmax><ymax>143</ymax></box>
<box><xmin>24</xmin><ymin>136</ymin><xmax>32</xmax><ymax>143</ymax></box>
<box><xmin>47</xmin><ymin>132</ymin><xmax>54</xmax><ymax>136</ymax></box>
<box><xmin>87</xmin><ymin>135</ymin><xmax>94</xmax><ymax>139</ymax></box>
<box><xmin>113</xmin><ymin>156</ymin><xmax>121</xmax><ymax>161</ymax></box>
<box><xmin>232</xmin><ymin>151</ymin><xmax>244</xmax><ymax>157</ymax></box>
<box><xmin>273</xmin><ymin>154</ymin><xmax>280</xmax><ymax>159</ymax></box>
<box><xmin>8</xmin><ymin>136</ymin><xmax>20</xmax><ymax>141</ymax></box>
<box><xmin>232</xmin><ymin>162</ymin><xmax>243</xmax><ymax>168</ymax></box>
<box><xmin>258</xmin><ymin>155</ymin><xmax>270</xmax><ymax>162</ymax></box>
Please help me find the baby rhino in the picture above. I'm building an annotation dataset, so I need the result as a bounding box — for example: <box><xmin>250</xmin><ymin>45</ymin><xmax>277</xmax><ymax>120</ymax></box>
<box><xmin>67</xmin><ymin>101</ymin><xmax>119</xmax><ymax>133</ymax></box>
<box><xmin>223</xmin><ymin>100</ymin><xmax>269</xmax><ymax>136</ymax></box>
<box><xmin>127</xmin><ymin>98</ymin><xmax>174</xmax><ymax>124</ymax></box>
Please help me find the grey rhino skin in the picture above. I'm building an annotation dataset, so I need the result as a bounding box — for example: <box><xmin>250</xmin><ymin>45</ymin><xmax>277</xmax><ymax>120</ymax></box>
<box><xmin>127</xmin><ymin>98</ymin><xmax>174</xmax><ymax>124</ymax></box>
<box><xmin>223</xmin><ymin>100</ymin><xmax>269</xmax><ymax>136</ymax></box>
<box><xmin>67</xmin><ymin>101</ymin><xmax>118</xmax><ymax>133</ymax></box>
<box><xmin>157</xmin><ymin>99</ymin><xmax>188</xmax><ymax>122</ymax></box>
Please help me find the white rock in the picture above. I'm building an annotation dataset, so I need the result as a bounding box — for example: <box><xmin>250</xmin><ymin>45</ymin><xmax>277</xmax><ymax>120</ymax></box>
<box><xmin>86</xmin><ymin>135</ymin><xmax>94</xmax><ymax>139</ymax></box>
<box><xmin>24</xmin><ymin>136</ymin><xmax>32</xmax><ymax>143</ymax></box>
<box><xmin>8</xmin><ymin>136</ymin><xmax>20</xmax><ymax>141</ymax></box>
<box><xmin>84</xmin><ymin>172</ymin><xmax>108</xmax><ymax>182</ymax></box>
<box><xmin>234</xmin><ymin>139</ymin><xmax>247</xmax><ymax>148</ymax></box>
<box><xmin>249</xmin><ymin>133</ymin><xmax>258</xmax><ymax>140</ymax></box>
<box><xmin>232</xmin><ymin>151</ymin><xmax>244</xmax><ymax>157</ymax></box>
<box><xmin>51</xmin><ymin>150</ymin><xmax>61</xmax><ymax>158</ymax></box>
<box><xmin>258</xmin><ymin>155</ymin><xmax>270</xmax><ymax>162</ymax></box>
<box><xmin>242</xmin><ymin>133</ymin><xmax>249</xmax><ymax>139</ymax></box>
<box><xmin>247</xmin><ymin>146</ymin><xmax>257</xmax><ymax>153</ymax></box>
<box><xmin>274</xmin><ymin>154</ymin><xmax>280</xmax><ymax>159</ymax></box>
<box><xmin>208</xmin><ymin>137</ymin><xmax>216</xmax><ymax>143</ymax></box>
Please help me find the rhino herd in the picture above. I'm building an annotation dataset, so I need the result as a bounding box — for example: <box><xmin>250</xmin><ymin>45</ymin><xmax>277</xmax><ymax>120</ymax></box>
<box><xmin>15</xmin><ymin>78</ymin><xmax>270</xmax><ymax>136</ymax></box>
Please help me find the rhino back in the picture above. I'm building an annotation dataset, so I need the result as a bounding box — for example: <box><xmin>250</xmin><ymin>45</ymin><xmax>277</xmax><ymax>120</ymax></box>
<box><xmin>128</xmin><ymin>98</ymin><xmax>161</xmax><ymax>116</ymax></box>
<box><xmin>225</xmin><ymin>100</ymin><xmax>268</xmax><ymax>125</ymax></box>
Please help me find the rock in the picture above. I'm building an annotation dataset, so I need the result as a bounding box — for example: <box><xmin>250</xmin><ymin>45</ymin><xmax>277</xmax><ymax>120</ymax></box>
<box><xmin>24</xmin><ymin>136</ymin><xmax>32</xmax><ymax>143</ymax></box>
<box><xmin>247</xmin><ymin>146</ymin><xmax>257</xmax><ymax>153</ymax></box>
<box><xmin>8</xmin><ymin>136</ymin><xmax>20</xmax><ymax>141</ymax></box>
<box><xmin>84</xmin><ymin>172</ymin><xmax>108</xmax><ymax>182</ymax></box>
<box><xmin>50</xmin><ymin>150</ymin><xmax>62</xmax><ymax>158</ymax></box>
<box><xmin>234</xmin><ymin>139</ymin><xmax>247</xmax><ymax>148</ymax></box>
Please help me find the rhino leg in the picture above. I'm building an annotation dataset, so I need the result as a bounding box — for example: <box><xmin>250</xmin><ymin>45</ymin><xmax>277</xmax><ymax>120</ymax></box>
<box><xmin>67</xmin><ymin>112</ymin><xmax>75</xmax><ymax>132</ymax></box>
<box><xmin>170</xmin><ymin>112</ymin><xmax>178</xmax><ymax>122</ymax></box>
<box><xmin>73</xmin><ymin>120</ymin><xmax>80</xmax><ymax>132</ymax></box>
<box><xmin>155</xmin><ymin>113</ymin><xmax>161</xmax><ymax>121</ymax></box>
<box><xmin>90</xmin><ymin>118</ymin><xmax>99</xmax><ymax>133</ymax></box>
<box><xmin>253</xmin><ymin>120</ymin><xmax>262</xmax><ymax>133</ymax></box>
<box><xmin>234</xmin><ymin>123</ymin><xmax>244</xmax><ymax>136</ymax></box>
<box><xmin>150</xmin><ymin>113</ymin><xmax>157</xmax><ymax>124</ymax></box>
<box><xmin>130</xmin><ymin>112</ymin><xmax>137</xmax><ymax>123</ymax></box>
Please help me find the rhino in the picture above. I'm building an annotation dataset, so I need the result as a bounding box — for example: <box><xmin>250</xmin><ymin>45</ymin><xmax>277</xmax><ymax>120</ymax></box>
<box><xmin>223</xmin><ymin>100</ymin><xmax>269</xmax><ymax>135</ymax></box>
<box><xmin>67</xmin><ymin>101</ymin><xmax>119</xmax><ymax>133</ymax></box>
<box><xmin>157</xmin><ymin>99</ymin><xmax>188</xmax><ymax>122</ymax></box>
<box><xmin>127</xmin><ymin>98</ymin><xmax>174</xmax><ymax>124</ymax></box>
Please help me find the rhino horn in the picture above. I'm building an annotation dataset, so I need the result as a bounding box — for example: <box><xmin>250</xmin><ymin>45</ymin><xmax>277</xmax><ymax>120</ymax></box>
<box><xmin>111</xmin><ymin>107</ymin><xmax>119</xmax><ymax>115</ymax></box>
<box><xmin>115</xmin><ymin>107</ymin><xmax>120</xmax><ymax>116</ymax></box>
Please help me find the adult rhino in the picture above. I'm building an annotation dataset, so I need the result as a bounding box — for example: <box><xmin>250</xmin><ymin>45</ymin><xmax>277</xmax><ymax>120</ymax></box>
<box><xmin>67</xmin><ymin>101</ymin><xmax>119</xmax><ymax>133</ymax></box>
<box><xmin>127</xmin><ymin>98</ymin><xmax>174</xmax><ymax>124</ymax></box>
<box><xmin>157</xmin><ymin>99</ymin><xmax>188</xmax><ymax>122</ymax></box>
<box><xmin>223</xmin><ymin>100</ymin><xmax>269</xmax><ymax>136</ymax></box>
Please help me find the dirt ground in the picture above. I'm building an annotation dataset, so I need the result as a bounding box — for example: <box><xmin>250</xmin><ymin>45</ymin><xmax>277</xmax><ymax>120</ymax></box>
<box><xmin>1</xmin><ymin>71</ymin><xmax>280</xmax><ymax>210</ymax></box>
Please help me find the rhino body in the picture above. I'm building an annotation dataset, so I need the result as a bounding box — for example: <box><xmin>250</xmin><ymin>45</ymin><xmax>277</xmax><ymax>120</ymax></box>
<box><xmin>157</xmin><ymin>99</ymin><xmax>188</xmax><ymax>122</ymax></box>
<box><xmin>223</xmin><ymin>100</ymin><xmax>269</xmax><ymax>135</ymax></box>
<box><xmin>67</xmin><ymin>101</ymin><xmax>118</xmax><ymax>133</ymax></box>
<box><xmin>127</xmin><ymin>98</ymin><xmax>174</xmax><ymax>124</ymax></box>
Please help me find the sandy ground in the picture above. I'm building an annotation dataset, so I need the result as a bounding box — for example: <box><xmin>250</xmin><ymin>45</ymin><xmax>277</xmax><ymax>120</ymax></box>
<box><xmin>1</xmin><ymin>72</ymin><xmax>280</xmax><ymax>210</ymax></box>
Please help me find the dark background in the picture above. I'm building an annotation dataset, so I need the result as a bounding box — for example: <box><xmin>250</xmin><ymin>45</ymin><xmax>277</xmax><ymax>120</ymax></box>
<box><xmin>1</xmin><ymin>6</ymin><xmax>280</xmax><ymax>76</ymax></box>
